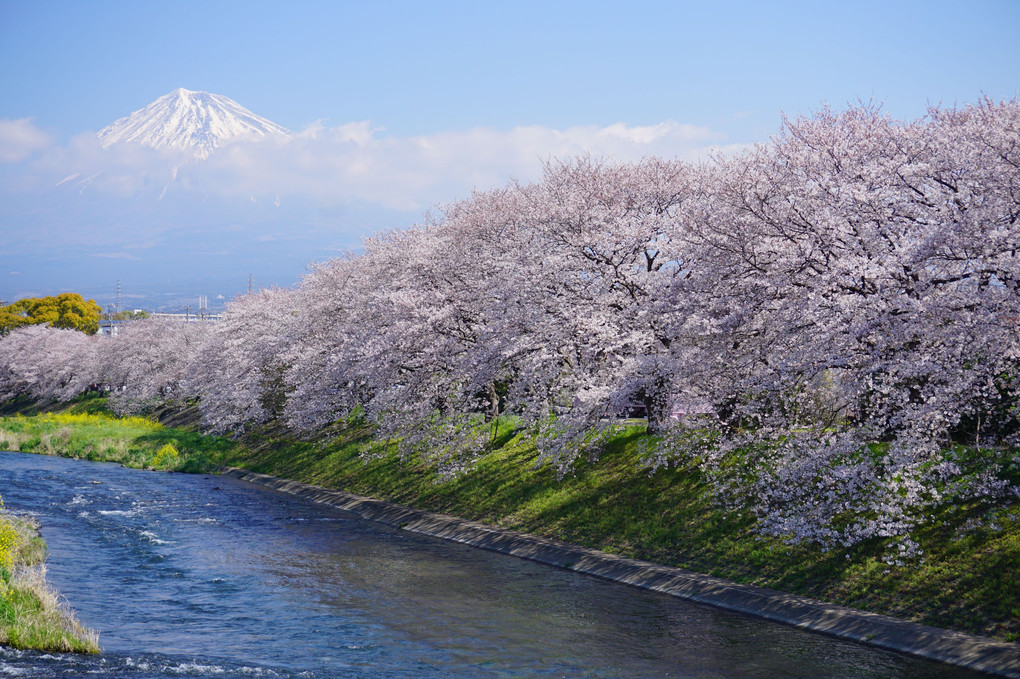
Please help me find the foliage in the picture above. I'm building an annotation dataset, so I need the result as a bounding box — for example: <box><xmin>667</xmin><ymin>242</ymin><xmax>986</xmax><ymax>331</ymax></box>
<box><xmin>0</xmin><ymin>497</ymin><xmax>16</xmax><ymax>577</ymax></box>
<box><xmin>0</xmin><ymin>293</ymin><xmax>102</xmax><ymax>336</ymax></box>
<box><xmin>151</xmin><ymin>443</ymin><xmax>179</xmax><ymax>467</ymax></box>
<box><xmin>109</xmin><ymin>310</ymin><xmax>150</xmax><ymax>321</ymax></box>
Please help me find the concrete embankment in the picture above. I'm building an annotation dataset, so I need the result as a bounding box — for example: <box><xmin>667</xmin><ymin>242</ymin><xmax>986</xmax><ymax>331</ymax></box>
<box><xmin>220</xmin><ymin>466</ymin><xmax>1020</xmax><ymax>678</ymax></box>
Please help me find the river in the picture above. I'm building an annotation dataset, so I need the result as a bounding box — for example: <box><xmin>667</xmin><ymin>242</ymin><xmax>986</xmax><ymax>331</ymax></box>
<box><xmin>0</xmin><ymin>450</ymin><xmax>986</xmax><ymax>678</ymax></box>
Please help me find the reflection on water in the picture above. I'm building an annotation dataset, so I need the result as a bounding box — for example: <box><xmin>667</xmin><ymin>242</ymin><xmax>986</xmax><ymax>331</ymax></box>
<box><xmin>0</xmin><ymin>451</ymin><xmax>984</xmax><ymax>678</ymax></box>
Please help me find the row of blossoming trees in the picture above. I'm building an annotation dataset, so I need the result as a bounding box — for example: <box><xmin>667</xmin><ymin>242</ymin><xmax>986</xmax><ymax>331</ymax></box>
<box><xmin>2</xmin><ymin>100</ymin><xmax>1018</xmax><ymax>550</ymax></box>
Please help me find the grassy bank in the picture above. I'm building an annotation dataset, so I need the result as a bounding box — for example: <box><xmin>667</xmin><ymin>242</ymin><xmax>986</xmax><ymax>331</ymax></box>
<box><xmin>0</xmin><ymin>498</ymin><xmax>100</xmax><ymax>653</ymax></box>
<box><xmin>1</xmin><ymin>396</ymin><xmax>1017</xmax><ymax>643</ymax></box>
<box><xmin>0</xmin><ymin>395</ymin><xmax>236</xmax><ymax>472</ymax></box>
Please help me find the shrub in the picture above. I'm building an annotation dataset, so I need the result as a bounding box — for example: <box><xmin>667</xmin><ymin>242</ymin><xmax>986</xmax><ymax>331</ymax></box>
<box><xmin>151</xmin><ymin>443</ymin><xmax>180</xmax><ymax>469</ymax></box>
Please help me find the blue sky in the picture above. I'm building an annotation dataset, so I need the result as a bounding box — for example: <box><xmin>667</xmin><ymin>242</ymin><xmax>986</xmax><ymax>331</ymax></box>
<box><xmin>5</xmin><ymin>0</ymin><xmax>1019</xmax><ymax>139</ymax></box>
<box><xmin>1</xmin><ymin>0</ymin><xmax>1018</xmax><ymax>310</ymax></box>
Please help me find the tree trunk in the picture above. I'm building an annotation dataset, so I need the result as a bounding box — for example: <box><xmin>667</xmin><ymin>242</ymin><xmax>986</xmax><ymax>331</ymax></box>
<box><xmin>486</xmin><ymin>380</ymin><xmax>499</xmax><ymax>421</ymax></box>
<box><xmin>643</xmin><ymin>376</ymin><xmax>671</xmax><ymax>435</ymax></box>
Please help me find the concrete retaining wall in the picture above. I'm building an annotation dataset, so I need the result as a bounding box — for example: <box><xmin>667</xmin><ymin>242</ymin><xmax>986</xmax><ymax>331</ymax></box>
<box><xmin>220</xmin><ymin>466</ymin><xmax>1020</xmax><ymax>678</ymax></box>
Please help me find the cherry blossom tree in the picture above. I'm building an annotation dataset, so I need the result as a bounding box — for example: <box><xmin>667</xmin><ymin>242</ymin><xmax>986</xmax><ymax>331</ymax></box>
<box><xmin>663</xmin><ymin>99</ymin><xmax>1020</xmax><ymax>548</ymax></box>
<box><xmin>104</xmin><ymin>318</ymin><xmax>212</xmax><ymax>414</ymax></box>
<box><xmin>190</xmin><ymin>287</ymin><xmax>301</xmax><ymax>433</ymax></box>
<box><xmin>0</xmin><ymin>325</ymin><xmax>102</xmax><ymax>402</ymax></box>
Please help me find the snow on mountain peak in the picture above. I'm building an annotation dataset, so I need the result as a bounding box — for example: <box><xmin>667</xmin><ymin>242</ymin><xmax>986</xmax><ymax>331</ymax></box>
<box><xmin>97</xmin><ymin>89</ymin><xmax>291</xmax><ymax>159</ymax></box>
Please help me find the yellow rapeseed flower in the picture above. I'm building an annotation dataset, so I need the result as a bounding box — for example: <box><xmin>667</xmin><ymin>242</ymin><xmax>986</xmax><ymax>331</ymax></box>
<box><xmin>0</xmin><ymin>495</ymin><xmax>18</xmax><ymax>585</ymax></box>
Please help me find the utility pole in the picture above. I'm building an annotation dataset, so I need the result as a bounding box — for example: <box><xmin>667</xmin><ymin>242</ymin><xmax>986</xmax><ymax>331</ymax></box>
<box><xmin>184</xmin><ymin>306</ymin><xmax>191</xmax><ymax>322</ymax></box>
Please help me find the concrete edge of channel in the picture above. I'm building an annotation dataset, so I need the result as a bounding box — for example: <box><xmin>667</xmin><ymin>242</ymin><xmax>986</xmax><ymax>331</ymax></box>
<box><xmin>218</xmin><ymin>466</ymin><xmax>1020</xmax><ymax>678</ymax></box>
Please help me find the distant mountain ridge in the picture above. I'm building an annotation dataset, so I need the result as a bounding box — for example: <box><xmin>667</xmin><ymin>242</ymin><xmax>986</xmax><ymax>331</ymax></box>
<box><xmin>97</xmin><ymin>88</ymin><xmax>291</xmax><ymax>159</ymax></box>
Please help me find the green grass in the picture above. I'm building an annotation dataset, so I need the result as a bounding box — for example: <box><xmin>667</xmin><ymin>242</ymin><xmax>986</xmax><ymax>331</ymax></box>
<box><xmin>0</xmin><ymin>397</ymin><xmax>235</xmax><ymax>472</ymax></box>
<box><xmin>2</xmin><ymin>396</ymin><xmax>1018</xmax><ymax>643</ymax></box>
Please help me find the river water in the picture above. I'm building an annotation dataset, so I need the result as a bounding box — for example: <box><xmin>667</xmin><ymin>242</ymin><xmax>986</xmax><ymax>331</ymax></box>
<box><xmin>0</xmin><ymin>450</ymin><xmax>985</xmax><ymax>678</ymax></box>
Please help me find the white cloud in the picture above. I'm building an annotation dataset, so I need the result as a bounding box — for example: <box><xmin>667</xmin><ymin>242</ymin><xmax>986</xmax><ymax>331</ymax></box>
<box><xmin>0</xmin><ymin>118</ymin><xmax>53</xmax><ymax>162</ymax></box>
<box><xmin>177</xmin><ymin>118</ymin><xmax>742</xmax><ymax>210</ymax></box>
<box><xmin>0</xmin><ymin>116</ymin><xmax>750</xmax><ymax>278</ymax></box>
<box><xmin>6</xmin><ymin>118</ymin><xmax>744</xmax><ymax>211</ymax></box>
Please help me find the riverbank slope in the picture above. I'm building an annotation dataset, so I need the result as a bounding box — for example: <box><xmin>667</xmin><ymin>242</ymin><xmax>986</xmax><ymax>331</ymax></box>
<box><xmin>0</xmin><ymin>497</ymin><xmax>100</xmax><ymax>653</ymax></box>
<box><xmin>1</xmin><ymin>395</ymin><xmax>1017</xmax><ymax>646</ymax></box>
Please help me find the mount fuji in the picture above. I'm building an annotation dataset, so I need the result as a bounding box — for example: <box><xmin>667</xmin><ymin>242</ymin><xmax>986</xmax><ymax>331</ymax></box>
<box><xmin>97</xmin><ymin>88</ymin><xmax>291</xmax><ymax>159</ymax></box>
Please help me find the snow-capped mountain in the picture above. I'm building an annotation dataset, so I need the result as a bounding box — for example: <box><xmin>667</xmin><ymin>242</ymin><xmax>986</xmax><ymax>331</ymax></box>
<box><xmin>97</xmin><ymin>88</ymin><xmax>291</xmax><ymax>159</ymax></box>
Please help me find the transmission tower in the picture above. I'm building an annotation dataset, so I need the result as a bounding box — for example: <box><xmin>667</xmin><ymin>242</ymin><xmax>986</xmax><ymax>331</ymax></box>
<box><xmin>248</xmin><ymin>273</ymin><xmax>254</xmax><ymax>295</ymax></box>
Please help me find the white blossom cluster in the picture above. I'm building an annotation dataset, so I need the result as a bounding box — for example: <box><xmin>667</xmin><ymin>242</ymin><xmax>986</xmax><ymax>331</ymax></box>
<box><xmin>2</xmin><ymin>99</ymin><xmax>1018</xmax><ymax>549</ymax></box>
<box><xmin>0</xmin><ymin>320</ymin><xmax>212</xmax><ymax>415</ymax></box>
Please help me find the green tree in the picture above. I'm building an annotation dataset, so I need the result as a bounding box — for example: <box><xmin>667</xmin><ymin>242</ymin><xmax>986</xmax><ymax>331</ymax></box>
<box><xmin>111</xmin><ymin>309</ymin><xmax>150</xmax><ymax>321</ymax></box>
<box><xmin>0</xmin><ymin>293</ymin><xmax>103</xmax><ymax>335</ymax></box>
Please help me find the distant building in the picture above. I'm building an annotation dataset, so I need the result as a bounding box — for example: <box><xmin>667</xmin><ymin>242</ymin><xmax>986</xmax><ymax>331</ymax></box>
<box><xmin>98</xmin><ymin>312</ymin><xmax>221</xmax><ymax>336</ymax></box>
<box><xmin>97</xmin><ymin>320</ymin><xmax>125</xmax><ymax>336</ymax></box>
<box><xmin>149</xmin><ymin>312</ymin><xmax>222</xmax><ymax>322</ymax></box>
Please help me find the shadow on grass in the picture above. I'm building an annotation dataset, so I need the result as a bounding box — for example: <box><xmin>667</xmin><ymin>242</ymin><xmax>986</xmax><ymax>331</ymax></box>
<box><xmin>0</xmin><ymin>394</ymin><xmax>118</xmax><ymax>418</ymax></box>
